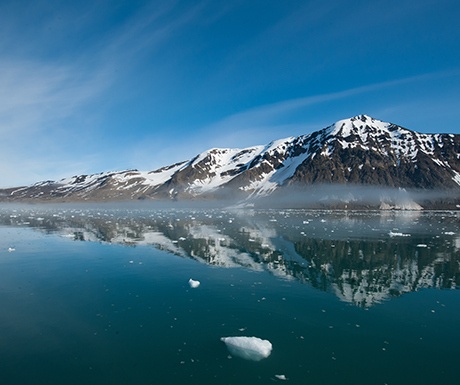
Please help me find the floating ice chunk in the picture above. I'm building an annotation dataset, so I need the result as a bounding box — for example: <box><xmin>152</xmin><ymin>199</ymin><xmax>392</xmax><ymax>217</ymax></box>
<box><xmin>388</xmin><ymin>231</ymin><xmax>411</xmax><ymax>237</ymax></box>
<box><xmin>416</xmin><ymin>244</ymin><xmax>428</xmax><ymax>248</ymax></box>
<box><xmin>188</xmin><ymin>278</ymin><xmax>200</xmax><ymax>288</ymax></box>
<box><xmin>275</xmin><ymin>374</ymin><xmax>287</xmax><ymax>380</ymax></box>
<box><xmin>8</xmin><ymin>247</ymin><xmax>15</xmax><ymax>252</ymax></box>
<box><xmin>220</xmin><ymin>336</ymin><xmax>272</xmax><ymax>361</ymax></box>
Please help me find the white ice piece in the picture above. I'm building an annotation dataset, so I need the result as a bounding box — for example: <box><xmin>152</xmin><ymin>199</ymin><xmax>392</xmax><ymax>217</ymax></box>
<box><xmin>8</xmin><ymin>247</ymin><xmax>15</xmax><ymax>252</ymax></box>
<box><xmin>388</xmin><ymin>231</ymin><xmax>411</xmax><ymax>237</ymax></box>
<box><xmin>220</xmin><ymin>336</ymin><xmax>272</xmax><ymax>361</ymax></box>
<box><xmin>188</xmin><ymin>278</ymin><xmax>200</xmax><ymax>288</ymax></box>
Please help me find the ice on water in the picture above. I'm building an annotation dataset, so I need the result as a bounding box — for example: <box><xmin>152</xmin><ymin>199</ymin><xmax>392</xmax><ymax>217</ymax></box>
<box><xmin>188</xmin><ymin>278</ymin><xmax>200</xmax><ymax>288</ymax></box>
<box><xmin>220</xmin><ymin>336</ymin><xmax>272</xmax><ymax>361</ymax></box>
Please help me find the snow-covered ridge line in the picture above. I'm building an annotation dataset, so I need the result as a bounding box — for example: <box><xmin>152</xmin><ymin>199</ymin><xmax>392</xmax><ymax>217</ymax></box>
<box><xmin>327</xmin><ymin>114</ymin><xmax>453</xmax><ymax>159</ymax></box>
<box><xmin>3</xmin><ymin>114</ymin><xmax>460</xmax><ymax>203</ymax></box>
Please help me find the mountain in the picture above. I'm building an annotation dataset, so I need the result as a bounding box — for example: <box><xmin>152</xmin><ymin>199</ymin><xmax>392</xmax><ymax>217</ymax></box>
<box><xmin>2</xmin><ymin>115</ymin><xmax>460</xmax><ymax>207</ymax></box>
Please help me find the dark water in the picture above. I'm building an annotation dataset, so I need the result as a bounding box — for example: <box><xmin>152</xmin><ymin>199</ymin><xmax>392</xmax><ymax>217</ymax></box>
<box><xmin>0</xmin><ymin>205</ymin><xmax>458</xmax><ymax>384</ymax></box>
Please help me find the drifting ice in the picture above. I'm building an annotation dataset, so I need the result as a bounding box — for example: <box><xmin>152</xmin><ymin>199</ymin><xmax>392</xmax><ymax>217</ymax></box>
<box><xmin>220</xmin><ymin>336</ymin><xmax>272</xmax><ymax>361</ymax></box>
<box><xmin>188</xmin><ymin>278</ymin><xmax>200</xmax><ymax>288</ymax></box>
<box><xmin>388</xmin><ymin>231</ymin><xmax>411</xmax><ymax>237</ymax></box>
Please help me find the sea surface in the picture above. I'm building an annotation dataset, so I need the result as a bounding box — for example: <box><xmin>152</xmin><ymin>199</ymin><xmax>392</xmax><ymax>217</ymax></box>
<box><xmin>0</xmin><ymin>205</ymin><xmax>458</xmax><ymax>384</ymax></box>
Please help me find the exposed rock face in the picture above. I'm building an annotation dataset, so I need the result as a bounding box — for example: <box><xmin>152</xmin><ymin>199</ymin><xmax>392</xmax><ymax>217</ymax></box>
<box><xmin>289</xmin><ymin>115</ymin><xmax>460</xmax><ymax>189</ymax></box>
<box><xmin>2</xmin><ymin>115</ymin><xmax>460</xmax><ymax>207</ymax></box>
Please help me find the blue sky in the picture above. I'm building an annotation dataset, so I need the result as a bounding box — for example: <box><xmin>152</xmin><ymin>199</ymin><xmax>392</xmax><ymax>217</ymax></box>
<box><xmin>1</xmin><ymin>0</ymin><xmax>459</xmax><ymax>187</ymax></box>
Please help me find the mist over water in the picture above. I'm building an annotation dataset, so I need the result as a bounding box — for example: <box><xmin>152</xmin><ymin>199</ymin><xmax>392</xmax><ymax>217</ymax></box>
<box><xmin>112</xmin><ymin>184</ymin><xmax>459</xmax><ymax>210</ymax></box>
<box><xmin>251</xmin><ymin>184</ymin><xmax>460</xmax><ymax>209</ymax></box>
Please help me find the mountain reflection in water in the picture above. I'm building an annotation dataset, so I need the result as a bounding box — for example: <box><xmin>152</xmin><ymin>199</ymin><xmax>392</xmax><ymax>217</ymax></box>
<box><xmin>1</xmin><ymin>205</ymin><xmax>458</xmax><ymax>307</ymax></box>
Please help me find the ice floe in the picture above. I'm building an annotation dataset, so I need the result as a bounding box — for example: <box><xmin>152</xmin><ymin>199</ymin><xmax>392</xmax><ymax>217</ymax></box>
<box><xmin>220</xmin><ymin>336</ymin><xmax>272</xmax><ymax>361</ymax></box>
<box><xmin>188</xmin><ymin>278</ymin><xmax>200</xmax><ymax>288</ymax></box>
<box><xmin>389</xmin><ymin>231</ymin><xmax>411</xmax><ymax>237</ymax></box>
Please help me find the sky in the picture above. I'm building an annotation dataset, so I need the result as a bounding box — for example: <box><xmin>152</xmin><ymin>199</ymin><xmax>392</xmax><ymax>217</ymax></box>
<box><xmin>0</xmin><ymin>0</ymin><xmax>459</xmax><ymax>188</ymax></box>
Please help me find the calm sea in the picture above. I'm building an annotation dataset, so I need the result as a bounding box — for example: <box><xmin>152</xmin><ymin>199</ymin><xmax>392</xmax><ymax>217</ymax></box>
<box><xmin>0</xmin><ymin>205</ymin><xmax>458</xmax><ymax>384</ymax></box>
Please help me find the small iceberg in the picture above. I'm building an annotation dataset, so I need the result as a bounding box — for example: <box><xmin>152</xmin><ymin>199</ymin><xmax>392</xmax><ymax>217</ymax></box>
<box><xmin>388</xmin><ymin>231</ymin><xmax>411</xmax><ymax>237</ymax></box>
<box><xmin>188</xmin><ymin>278</ymin><xmax>200</xmax><ymax>288</ymax></box>
<box><xmin>220</xmin><ymin>336</ymin><xmax>272</xmax><ymax>361</ymax></box>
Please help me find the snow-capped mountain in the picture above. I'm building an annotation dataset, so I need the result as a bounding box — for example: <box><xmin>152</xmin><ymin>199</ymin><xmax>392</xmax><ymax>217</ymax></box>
<box><xmin>2</xmin><ymin>115</ymin><xmax>460</xmax><ymax>206</ymax></box>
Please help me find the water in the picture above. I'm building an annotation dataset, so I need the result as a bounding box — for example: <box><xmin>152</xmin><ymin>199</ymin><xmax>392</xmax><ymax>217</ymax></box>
<box><xmin>0</xmin><ymin>205</ymin><xmax>459</xmax><ymax>384</ymax></box>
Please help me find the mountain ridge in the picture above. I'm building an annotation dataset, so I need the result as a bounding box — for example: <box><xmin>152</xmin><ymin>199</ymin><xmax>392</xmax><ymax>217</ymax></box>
<box><xmin>2</xmin><ymin>115</ymin><xmax>460</xmax><ymax>208</ymax></box>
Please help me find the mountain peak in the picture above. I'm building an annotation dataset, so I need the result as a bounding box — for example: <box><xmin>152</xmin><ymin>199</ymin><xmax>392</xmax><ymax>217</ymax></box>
<box><xmin>329</xmin><ymin>115</ymin><xmax>391</xmax><ymax>138</ymax></box>
<box><xmin>2</xmin><ymin>115</ymin><xmax>460</xmax><ymax>206</ymax></box>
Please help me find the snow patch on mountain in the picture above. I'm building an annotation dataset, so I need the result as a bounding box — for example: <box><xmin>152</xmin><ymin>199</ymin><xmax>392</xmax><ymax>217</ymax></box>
<box><xmin>452</xmin><ymin>170</ymin><xmax>460</xmax><ymax>186</ymax></box>
<box><xmin>186</xmin><ymin>147</ymin><xmax>264</xmax><ymax>193</ymax></box>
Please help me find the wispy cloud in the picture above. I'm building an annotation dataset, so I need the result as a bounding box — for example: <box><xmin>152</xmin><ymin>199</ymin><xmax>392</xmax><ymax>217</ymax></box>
<box><xmin>201</xmin><ymin>69</ymin><xmax>460</xmax><ymax>145</ymax></box>
<box><xmin>97</xmin><ymin>1</ymin><xmax>206</xmax><ymax>63</ymax></box>
<box><xmin>0</xmin><ymin>59</ymin><xmax>107</xmax><ymax>130</ymax></box>
<box><xmin>0</xmin><ymin>1</ymin><xmax>212</xmax><ymax>187</ymax></box>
